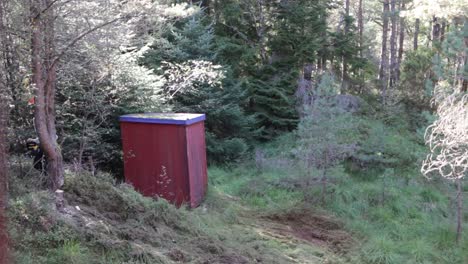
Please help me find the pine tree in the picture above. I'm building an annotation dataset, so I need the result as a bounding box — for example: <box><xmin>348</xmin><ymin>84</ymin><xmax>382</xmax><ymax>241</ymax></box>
<box><xmin>144</xmin><ymin>4</ymin><xmax>256</xmax><ymax>161</ymax></box>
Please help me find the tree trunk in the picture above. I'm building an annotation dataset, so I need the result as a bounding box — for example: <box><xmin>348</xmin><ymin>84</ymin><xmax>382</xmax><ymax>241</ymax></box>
<box><xmin>0</xmin><ymin>0</ymin><xmax>10</xmax><ymax>261</ymax></box>
<box><xmin>389</xmin><ymin>0</ymin><xmax>397</xmax><ymax>89</ymax></box>
<box><xmin>303</xmin><ymin>63</ymin><xmax>314</xmax><ymax>81</ymax></box>
<box><xmin>397</xmin><ymin>1</ymin><xmax>405</xmax><ymax>82</ymax></box>
<box><xmin>379</xmin><ymin>0</ymin><xmax>390</xmax><ymax>103</ymax></box>
<box><xmin>0</xmin><ymin>98</ymin><xmax>9</xmax><ymax>264</ymax></box>
<box><xmin>358</xmin><ymin>0</ymin><xmax>363</xmax><ymax>91</ymax></box>
<box><xmin>31</xmin><ymin>0</ymin><xmax>64</xmax><ymax>191</ymax></box>
<box><xmin>432</xmin><ymin>16</ymin><xmax>441</xmax><ymax>45</ymax></box>
<box><xmin>462</xmin><ymin>19</ymin><xmax>468</xmax><ymax>92</ymax></box>
<box><xmin>2</xmin><ymin>11</ymin><xmax>20</xmax><ymax>111</ymax></box>
<box><xmin>341</xmin><ymin>0</ymin><xmax>350</xmax><ymax>94</ymax></box>
<box><xmin>414</xmin><ymin>18</ymin><xmax>420</xmax><ymax>50</ymax></box>
<box><xmin>440</xmin><ymin>21</ymin><xmax>446</xmax><ymax>42</ymax></box>
<box><xmin>358</xmin><ymin>0</ymin><xmax>363</xmax><ymax>59</ymax></box>
<box><xmin>317</xmin><ymin>57</ymin><xmax>323</xmax><ymax>72</ymax></box>
<box><xmin>256</xmin><ymin>0</ymin><xmax>267</xmax><ymax>64</ymax></box>
<box><xmin>44</xmin><ymin>0</ymin><xmax>63</xmax><ymax>190</ymax></box>
<box><xmin>456</xmin><ymin>179</ymin><xmax>463</xmax><ymax>244</ymax></box>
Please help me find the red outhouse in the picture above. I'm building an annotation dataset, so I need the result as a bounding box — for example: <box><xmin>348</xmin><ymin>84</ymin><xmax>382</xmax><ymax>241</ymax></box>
<box><xmin>119</xmin><ymin>113</ymin><xmax>208</xmax><ymax>208</ymax></box>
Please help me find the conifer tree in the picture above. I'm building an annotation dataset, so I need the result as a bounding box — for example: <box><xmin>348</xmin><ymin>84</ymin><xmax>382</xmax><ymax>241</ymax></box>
<box><xmin>144</xmin><ymin>4</ymin><xmax>256</xmax><ymax>161</ymax></box>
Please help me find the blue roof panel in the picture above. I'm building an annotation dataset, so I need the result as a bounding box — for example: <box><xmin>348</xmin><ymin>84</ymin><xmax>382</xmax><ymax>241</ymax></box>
<box><xmin>119</xmin><ymin>113</ymin><xmax>205</xmax><ymax>125</ymax></box>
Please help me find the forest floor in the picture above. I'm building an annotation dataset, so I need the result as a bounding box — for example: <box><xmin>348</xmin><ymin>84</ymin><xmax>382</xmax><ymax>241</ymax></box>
<box><xmin>7</xmin><ymin>116</ymin><xmax>467</xmax><ymax>263</ymax></box>
<box><xmin>8</xmin><ymin>163</ymin><xmax>349</xmax><ymax>264</ymax></box>
<box><xmin>7</xmin><ymin>155</ymin><xmax>468</xmax><ymax>264</ymax></box>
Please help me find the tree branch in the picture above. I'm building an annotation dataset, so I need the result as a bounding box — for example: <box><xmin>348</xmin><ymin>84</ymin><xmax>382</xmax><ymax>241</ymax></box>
<box><xmin>49</xmin><ymin>15</ymin><xmax>125</xmax><ymax>71</ymax></box>
<box><xmin>33</xmin><ymin>0</ymin><xmax>61</xmax><ymax>20</ymax></box>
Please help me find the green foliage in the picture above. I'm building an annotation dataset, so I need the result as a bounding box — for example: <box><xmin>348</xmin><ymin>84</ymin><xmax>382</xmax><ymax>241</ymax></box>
<box><xmin>58</xmin><ymin>50</ymin><xmax>166</xmax><ymax>172</ymax></box>
<box><xmin>143</xmin><ymin>5</ymin><xmax>257</xmax><ymax>162</ymax></box>
<box><xmin>211</xmin><ymin>168</ymin><xmax>304</xmax><ymax>212</ymax></box>
<box><xmin>212</xmin><ymin>0</ymin><xmax>367</xmax><ymax>140</ymax></box>
<box><xmin>8</xmin><ymin>191</ymin><xmax>90</xmax><ymax>264</ymax></box>
<box><xmin>347</xmin><ymin>115</ymin><xmax>425</xmax><ymax>180</ymax></box>
<box><xmin>244</xmin><ymin>67</ymin><xmax>299</xmax><ymax>139</ymax></box>
<box><xmin>206</xmin><ymin>134</ymin><xmax>248</xmax><ymax>163</ymax></box>
<box><xmin>44</xmin><ymin>240</ymin><xmax>94</xmax><ymax>264</ymax></box>
<box><xmin>210</xmin><ymin>145</ymin><xmax>467</xmax><ymax>264</ymax></box>
<box><xmin>63</xmin><ymin>172</ymin><xmax>190</xmax><ymax>229</ymax></box>
<box><xmin>296</xmin><ymin>74</ymin><xmax>357</xmax><ymax>173</ymax></box>
<box><xmin>206</xmin><ymin>93</ymin><xmax>468</xmax><ymax>263</ymax></box>
<box><xmin>5</xmin><ymin>1</ymin><xmax>467</xmax><ymax>263</ymax></box>
<box><xmin>400</xmin><ymin>48</ymin><xmax>435</xmax><ymax>107</ymax></box>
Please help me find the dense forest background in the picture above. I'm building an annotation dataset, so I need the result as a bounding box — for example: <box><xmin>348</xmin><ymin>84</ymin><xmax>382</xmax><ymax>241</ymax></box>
<box><xmin>0</xmin><ymin>0</ymin><xmax>467</xmax><ymax>263</ymax></box>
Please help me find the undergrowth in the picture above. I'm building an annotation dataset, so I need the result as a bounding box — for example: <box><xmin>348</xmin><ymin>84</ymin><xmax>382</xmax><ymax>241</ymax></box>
<box><xmin>208</xmin><ymin>110</ymin><xmax>468</xmax><ymax>264</ymax></box>
<box><xmin>7</xmin><ymin>98</ymin><xmax>467</xmax><ymax>264</ymax></box>
<box><xmin>8</xmin><ymin>161</ymin><xmax>340</xmax><ymax>264</ymax></box>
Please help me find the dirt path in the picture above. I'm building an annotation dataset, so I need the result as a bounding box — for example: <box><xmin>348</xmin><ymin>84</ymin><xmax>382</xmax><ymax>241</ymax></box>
<box><xmin>224</xmin><ymin>207</ymin><xmax>355</xmax><ymax>263</ymax></box>
<box><xmin>259</xmin><ymin>211</ymin><xmax>353</xmax><ymax>253</ymax></box>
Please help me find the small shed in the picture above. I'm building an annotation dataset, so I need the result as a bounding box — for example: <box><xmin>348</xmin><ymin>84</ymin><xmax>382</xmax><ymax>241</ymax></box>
<box><xmin>119</xmin><ymin>113</ymin><xmax>208</xmax><ymax>208</ymax></box>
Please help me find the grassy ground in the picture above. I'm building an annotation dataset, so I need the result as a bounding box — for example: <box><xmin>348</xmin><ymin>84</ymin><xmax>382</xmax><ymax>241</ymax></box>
<box><xmin>7</xmin><ymin>143</ymin><xmax>467</xmax><ymax>264</ymax></box>
<box><xmin>7</xmin><ymin>101</ymin><xmax>468</xmax><ymax>264</ymax></box>
<box><xmin>8</xmin><ymin>160</ymin><xmax>346</xmax><ymax>264</ymax></box>
<box><xmin>209</xmin><ymin>163</ymin><xmax>468</xmax><ymax>264</ymax></box>
<box><xmin>206</xmin><ymin>115</ymin><xmax>468</xmax><ymax>264</ymax></box>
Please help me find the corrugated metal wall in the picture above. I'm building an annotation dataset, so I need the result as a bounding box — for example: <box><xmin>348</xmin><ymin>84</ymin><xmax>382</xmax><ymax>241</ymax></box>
<box><xmin>120</xmin><ymin>119</ymin><xmax>207</xmax><ymax>207</ymax></box>
<box><xmin>185</xmin><ymin>122</ymin><xmax>208</xmax><ymax>207</ymax></box>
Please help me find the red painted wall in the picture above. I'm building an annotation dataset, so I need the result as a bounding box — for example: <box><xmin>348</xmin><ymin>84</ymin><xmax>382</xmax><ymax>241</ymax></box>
<box><xmin>185</xmin><ymin>122</ymin><xmax>208</xmax><ymax>207</ymax></box>
<box><xmin>120</xmin><ymin>120</ymin><xmax>207</xmax><ymax>207</ymax></box>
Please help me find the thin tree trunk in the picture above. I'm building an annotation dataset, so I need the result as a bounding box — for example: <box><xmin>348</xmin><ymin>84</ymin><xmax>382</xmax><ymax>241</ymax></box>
<box><xmin>341</xmin><ymin>0</ymin><xmax>350</xmax><ymax>94</ymax></box>
<box><xmin>440</xmin><ymin>21</ymin><xmax>446</xmax><ymax>42</ymax></box>
<box><xmin>462</xmin><ymin>20</ymin><xmax>468</xmax><ymax>92</ymax></box>
<box><xmin>0</xmin><ymin>98</ymin><xmax>9</xmax><ymax>264</ymax></box>
<box><xmin>426</xmin><ymin>19</ymin><xmax>432</xmax><ymax>48</ymax></box>
<box><xmin>44</xmin><ymin>0</ymin><xmax>63</xmax><ymax>190</ymax></box>
<box><xmin>358</xmin><ymin>0</ymin><xmax>363</xmax><ymax>92</ymax></box>
<box><xmin>321</xmin><ymin>171</ymin><xmax>327</xmax><ymax>205</ymax></box>
<box><xmin>414</xmin><ymin>18</ymin><xmax>419</xmax><ymax>50</ymax></box>
<box><xmin>0</xmin><ymin>0</ymin><xmax>10</xmax><ymax>261</ymax></box>
<box><xmin>456</xmin><ymin>179</ymin><xmax>463</xmax><ymax>244</ymax></box>
<box><xmin>432</xmin><ymin>16</ymin><xmax>441</xmax><ymax>45</ymax></box>
<box><xmin>28</xmin><ymin>0</ymin><xmax>121</xmax><ymax>190</ymax></box>
<box><xmin>389</xmin><ymin>0</ymin><xmax>397</xmax><ymax>89</ymax></box>
<box><xmin>358</xmin><ymin>0</ymin><xmax>363</xmax><ymax>58</ymax></box>
<box><xmin>2</xmin><ymin>19</ymin><xmax>20</xmax><ymax>110</ymax></box>
<box><xmin>303</xmin><ymin>63</ymin><xmax>314</xmax><ymax>81</ymax></box>
<box><xmin>379</xmin><ymin>0</ymin><xmax>390</xmax><ymax>103</ymax></box>
<box><xmin>256</xmin><ymin>0</ymin><xmax>267</xmax><ymax>64</ymax></box>
<box><xmin>31</xmin><ymin>0</ymin><xmax>64</xmax><ymax>191</ymax></box>
<box><xmin>321</xmin><ymin>151</ymin><xmax>328</xmax><ymax>206</ymax></box>
<box><xmin>397</xmin><ymin>1</ymin><xmax>405</xmax><ymax>82</ymax></box>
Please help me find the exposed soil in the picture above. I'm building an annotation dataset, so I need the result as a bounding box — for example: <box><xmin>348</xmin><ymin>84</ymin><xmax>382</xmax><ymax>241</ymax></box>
<box><xmin>259</xmin><ymin>211</ymin><xmax>354</xmax><ymax>253</ymax></box>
